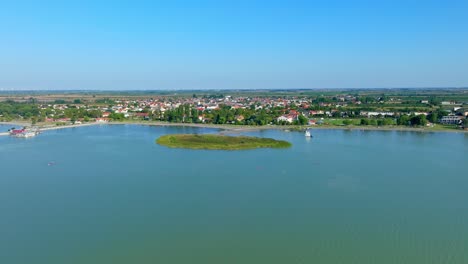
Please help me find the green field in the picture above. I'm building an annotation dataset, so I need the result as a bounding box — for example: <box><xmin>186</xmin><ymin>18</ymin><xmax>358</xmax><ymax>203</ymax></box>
<box><xmin>156</xmin><ymin>134</ymin><xmax>292</xmax><ymax>150</ymax></box>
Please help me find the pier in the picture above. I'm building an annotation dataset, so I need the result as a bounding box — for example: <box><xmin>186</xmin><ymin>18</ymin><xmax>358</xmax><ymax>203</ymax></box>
<box><xmin>0</xmin><ymin>122</ymin><xmax>101</xmax><ymax>137</ymax></box>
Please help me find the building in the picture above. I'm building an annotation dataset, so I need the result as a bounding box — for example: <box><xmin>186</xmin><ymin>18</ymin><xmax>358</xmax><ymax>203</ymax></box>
<box><xmin>309</xmin><ymin>110</ymin><xmax>324</xmax><ymax>116</ymax></box>
<box><xmin>439</xmin><ymin>116</ymin><xmax>462</xmax><ymax>125</ymax></box>
<box><xmin>95</xmin><ymin>118</ymin><xmax>110</xmax><ymax>123</ymax></box>
<box><xmin>134</xmin><ymin>113</ymin><xmax>150</xmax><ymax>120</ymax></box>
<box><xmin>277</xmin><ymin>114</ymin><xmax>297</xmax><ymax>123</ymax></box>
<box><xmin>441</xmin><ymin>101</ymin><xmax>457</xmax><ymax>105</ymax></box>
<box><xmin>235</xmin><ymin>115</ymin><xmax>245</xmax><ymax>122</ymax></box>
<box><xmin>360</xmin><ymin>111</ymin><xmax>395</xmax><ymax>117</ymax></box>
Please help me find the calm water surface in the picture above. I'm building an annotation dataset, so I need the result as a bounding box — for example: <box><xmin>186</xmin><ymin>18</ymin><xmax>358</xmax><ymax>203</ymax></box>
<box><xmin>1</xmin><ymin>125</ymin><xmax>467</xmax><ymax>264</ymax></box>
<box><xmin>0</xmin><ymin>124</ymin><xmax>15</xmax><ymax>132</ymax></box>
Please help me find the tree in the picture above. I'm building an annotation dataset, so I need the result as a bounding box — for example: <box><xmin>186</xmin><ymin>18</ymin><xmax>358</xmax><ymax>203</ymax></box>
<box><xmin>429</xmin><ymin>97</ymin><xmax>441</xmax><ymax>106</ymax></box>
<box><xmin>427</xmin><ymin>111</ymin><xmax>438</xmax><ymax>123</ymax></box>
<box><xmin>397</xmin><ymin>115</ymin><xmax>410</xmax><ymax>126</ymax></box>
<box><xmin>410</xmin><ymin>115</ymin><xmax>427</xmax><ymax>126</ymax></box>
<box><xmin>0</xmin><ymin>101</ymin><xmax>40</xmax><ymax>120</ymax></box>
<box><xmin>363</xmin><ymin>96</ymin><xmax>376</xmax><ymax>103</ymax></box>
<box><xmin>54</xmin><ymin>99</ymin><xmax>67</xmax><ymax>104</ymax></box>
<box><xmin>383</xmin><ymin>118</ymin><xmax>394</xmax><ymax>126</ymax></box>
<box><xmin>332</xmin><ymin>111</ymin><xmax>341</xmax><ymax>118</ymax></box>
<box><xmin>343</xmin><ymin>119</ymin><xmax>353</xmax><ymax>126</ymax></box>
<box><xmin>298</xmin><ymin>115</ymin><xmax>308</xmax><ymax>125</ymax></box>
<box><xmin>109</xmin><ymin>113</ymin><xmax>125</xmax><ymax>121</ymax></box>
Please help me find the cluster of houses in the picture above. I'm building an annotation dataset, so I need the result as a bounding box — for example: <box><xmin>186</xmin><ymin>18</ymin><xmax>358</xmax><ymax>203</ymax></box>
<box><xmin>36</xmin><ymin>94</ymin><xmax>467</xmax><ymax>126</ymax></box>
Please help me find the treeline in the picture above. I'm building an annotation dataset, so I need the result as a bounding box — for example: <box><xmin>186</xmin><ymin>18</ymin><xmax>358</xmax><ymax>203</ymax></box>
<box><xmin>396</xmin><ymin>115</ymin><xmax>427</xmax><ymax>126</ymax></box>
<box><xmin>0</xmin><ymin>101</ymin><xmax>40</xmax><ymax>121</ymax></box>
<box><xmin>61</xmin><ymin>107</ymin><xmax>102</xmax><ymax>121</ymax></box>
<box><xmin>360</xmin><ymin>118</ymin><xmax>395</xmax><ymax>126</ymax></box>
<box><xmin>359</xmin><ymin>115</ymin><xmax>427</xmax><ymax>127</ymax></box>
<box><xmin>151</xmin><ymin>104</ymin><xmax>308</xmax><ymax>125</ymax></box>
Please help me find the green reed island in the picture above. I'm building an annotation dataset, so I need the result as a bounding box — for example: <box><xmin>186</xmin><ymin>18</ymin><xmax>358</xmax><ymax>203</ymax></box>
<box><xmin>156</xmin><ymin>134</ymin><xmax>292</xmax><ymax>150</ymax></box>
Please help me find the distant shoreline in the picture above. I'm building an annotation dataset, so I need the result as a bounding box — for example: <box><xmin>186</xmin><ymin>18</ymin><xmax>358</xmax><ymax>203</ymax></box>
<box><xmin>1</xmin><ymin>120</ymin><xmax>467</xmax><ymax>135</ymax></box>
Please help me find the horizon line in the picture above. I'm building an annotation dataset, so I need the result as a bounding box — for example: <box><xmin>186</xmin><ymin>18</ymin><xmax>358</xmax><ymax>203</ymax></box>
<box><xmin>0</xmin><ymin>87</ymin><xmax>468</xmax><ymax>92</ymax></box>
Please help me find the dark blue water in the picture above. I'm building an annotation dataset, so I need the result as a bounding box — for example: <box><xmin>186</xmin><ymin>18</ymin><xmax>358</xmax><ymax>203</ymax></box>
<box><xmin>1</xmin><ymin>125</ymin><xmax>467</xmax><ymax>264</ymax></box>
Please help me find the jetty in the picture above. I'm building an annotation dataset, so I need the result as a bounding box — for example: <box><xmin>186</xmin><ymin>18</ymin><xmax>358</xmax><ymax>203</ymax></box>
<box><xmin>0</xmin><ymin>122</ymin><xmax>107</xmax><ymax>137</ymax></box>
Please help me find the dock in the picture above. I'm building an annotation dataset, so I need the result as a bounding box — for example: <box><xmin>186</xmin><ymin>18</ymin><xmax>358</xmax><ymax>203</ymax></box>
<box><xmin>0</xmin><ymin>122</ymin><xmax>100</xmax><ymax>137</ymax></box>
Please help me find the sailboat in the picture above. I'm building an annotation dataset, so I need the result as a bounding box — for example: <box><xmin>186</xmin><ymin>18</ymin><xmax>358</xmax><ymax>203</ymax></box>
<box><xmin>305</xmin><ymin>128</ymin><xmax>312</xmax><ymax>137</ymax></box>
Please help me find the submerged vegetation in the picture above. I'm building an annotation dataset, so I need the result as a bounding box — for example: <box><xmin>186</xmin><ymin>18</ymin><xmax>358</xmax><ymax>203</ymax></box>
<box><xmin>156</xmin><ymin>134</ymin><xmax>292</xmax><ymax>150</ymax></box>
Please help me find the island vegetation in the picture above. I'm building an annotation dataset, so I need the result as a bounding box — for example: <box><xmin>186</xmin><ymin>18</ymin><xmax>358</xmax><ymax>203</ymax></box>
<box><xmin>156</xmin><ymin>134</ymin><xmax>292</xmax><ymax>150</ymax></box>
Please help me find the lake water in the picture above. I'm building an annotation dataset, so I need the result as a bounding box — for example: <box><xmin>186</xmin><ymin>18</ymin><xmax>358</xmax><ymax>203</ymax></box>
<box><xmin>1</xmin><ymin>125</ymin><xmax>467</xmax><ymax>264</ymax></box>
<box><xmin>0</xmin><ymin>124</ymin><xmax>15</xmax><ymax>132</ymax></box>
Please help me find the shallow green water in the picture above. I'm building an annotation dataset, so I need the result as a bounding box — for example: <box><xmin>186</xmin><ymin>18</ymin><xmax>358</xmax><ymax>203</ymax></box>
<box><xmin>1</xmin><ymin>125</ymin><xmax>467</xmax><ymax>264</ymax></box>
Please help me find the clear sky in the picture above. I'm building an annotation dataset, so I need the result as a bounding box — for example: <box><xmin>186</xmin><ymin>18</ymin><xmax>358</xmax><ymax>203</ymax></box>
<box><xmin>1</xmin><ymin>0</ymin><xmax>467</xmax><ymax>90</ymax></box>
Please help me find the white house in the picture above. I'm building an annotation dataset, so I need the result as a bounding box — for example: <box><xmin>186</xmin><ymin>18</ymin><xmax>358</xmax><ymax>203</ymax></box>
<box><xmin>439</xmin><ymin>116</ymin><xmax>462</xmax><ymax>124</ymax></box>
<box><xmin>277</xmin><ymin>114</ymin><xmax>297</xmax><ymax>123</ymax></box>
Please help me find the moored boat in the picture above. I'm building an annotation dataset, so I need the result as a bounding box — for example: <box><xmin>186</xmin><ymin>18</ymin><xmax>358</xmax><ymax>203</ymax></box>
<box><xmin>8</xmin><ymin>127</ymin><xmax>40</xmax><ymax>138</ymax></box>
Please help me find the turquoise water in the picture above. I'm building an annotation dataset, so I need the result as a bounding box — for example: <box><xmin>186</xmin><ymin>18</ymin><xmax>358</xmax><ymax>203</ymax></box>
<box><xmin>1</xmin><ymin>125</ymin><xmax>467</xmax><ymax>264</ymax></box>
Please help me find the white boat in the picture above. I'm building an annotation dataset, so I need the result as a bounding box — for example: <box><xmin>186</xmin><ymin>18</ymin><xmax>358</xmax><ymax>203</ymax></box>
<box><xmin>16</xmin><ymin>131</ymin><xmax>38</xmax><ymax>138</ymax></box>
<box><xmin>305</xmin><ymin>129</ymin><xmax>312</xmax><ymax>137</ymax></box>
<box><xmin>9</xmin><ymin>127</ymin><xmax>40</xmax><ymax>138</ymax></box>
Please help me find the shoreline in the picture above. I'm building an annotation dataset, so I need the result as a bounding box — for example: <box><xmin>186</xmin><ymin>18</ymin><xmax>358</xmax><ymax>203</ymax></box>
<box><xmin>1</xmin><ymin>121</ymin><xmax>467</xmax><ymax>135</ymax></box>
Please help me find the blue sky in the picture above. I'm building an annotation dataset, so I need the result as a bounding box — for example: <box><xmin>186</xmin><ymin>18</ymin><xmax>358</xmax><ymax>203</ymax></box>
<box><xmin>0</xmin><ymin>0</ymin><xmax>467</xmax><ymax>90</ymax></box>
